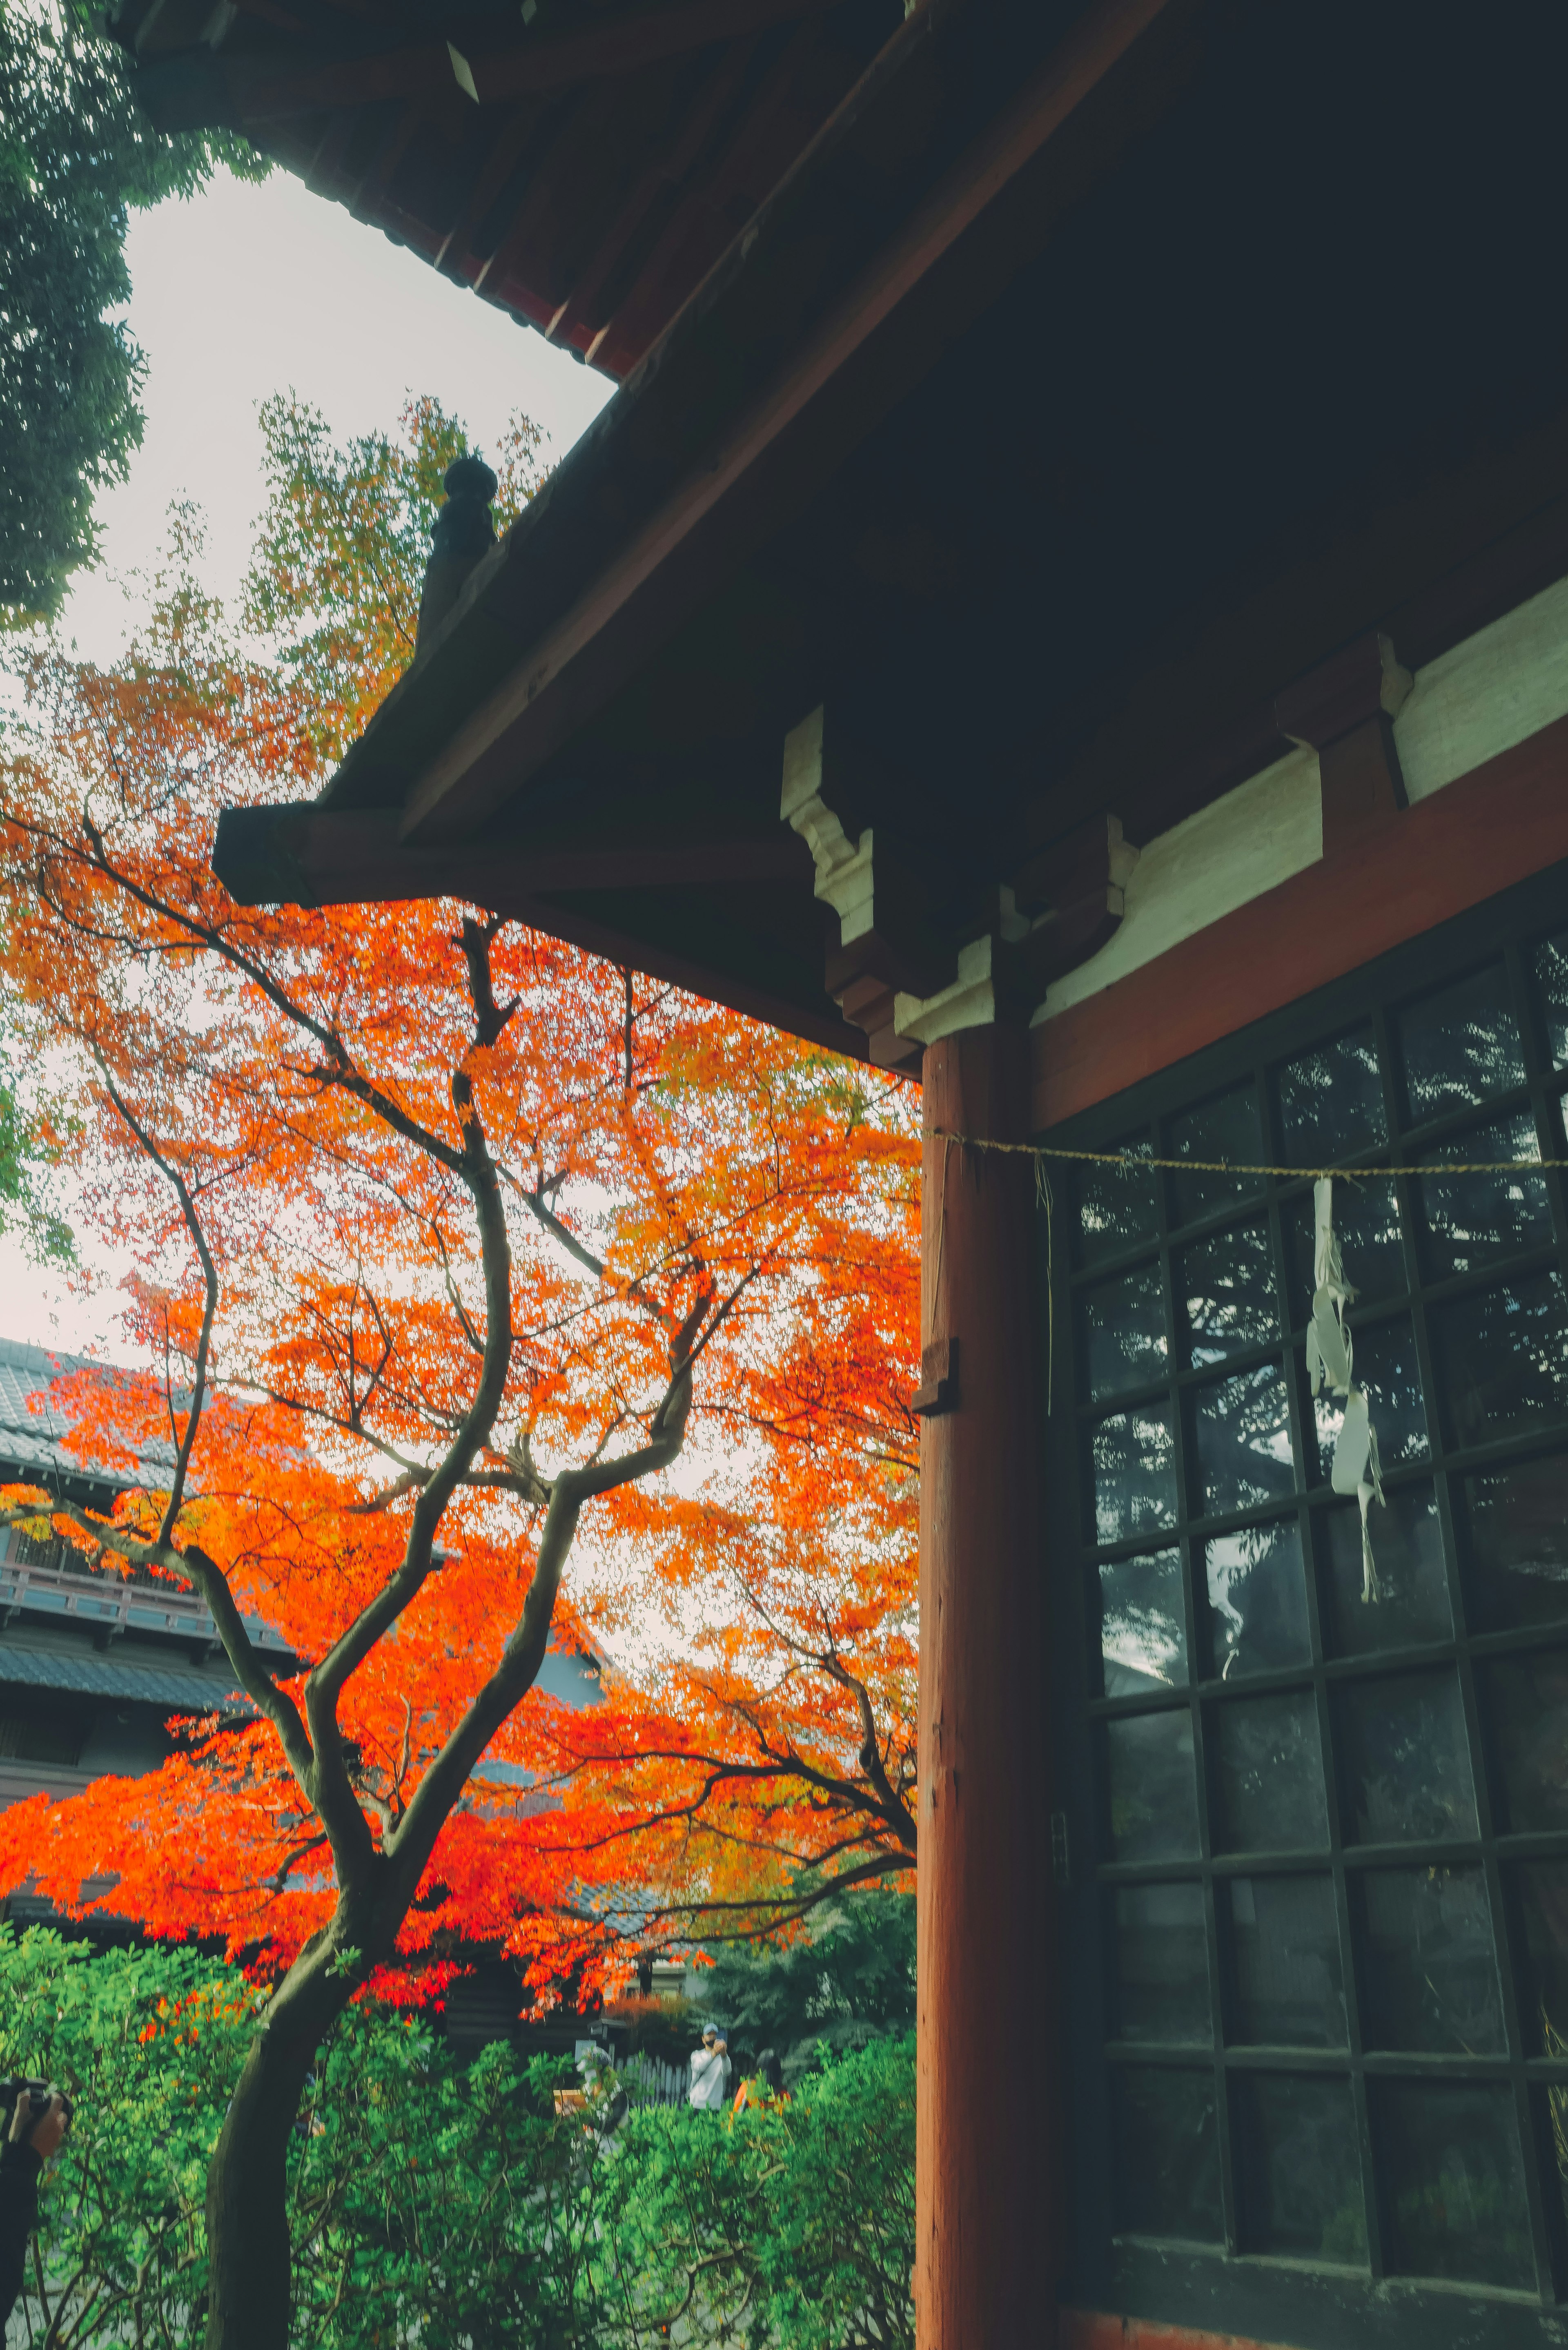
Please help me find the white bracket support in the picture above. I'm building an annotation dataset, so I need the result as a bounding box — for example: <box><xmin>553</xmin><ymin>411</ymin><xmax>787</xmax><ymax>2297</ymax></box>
<box><xmin>780</xmin><ymin>706</ymin><xmax>878</xmax><ymax>943</ymax></box>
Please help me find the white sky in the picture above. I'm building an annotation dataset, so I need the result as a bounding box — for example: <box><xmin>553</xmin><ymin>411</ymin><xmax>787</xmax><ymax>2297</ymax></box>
<box><xmin>0</xmin><ymin>164</ymin><xmax>615</xmax><ymax>1358</ymax></box>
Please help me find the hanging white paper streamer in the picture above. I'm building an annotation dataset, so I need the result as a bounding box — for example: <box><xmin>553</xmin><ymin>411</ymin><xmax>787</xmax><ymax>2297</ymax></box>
<box><xmin>1304</xmin><ymin>1177</ymin><xmax>1385</xmax><ymax>1601</ymax></box>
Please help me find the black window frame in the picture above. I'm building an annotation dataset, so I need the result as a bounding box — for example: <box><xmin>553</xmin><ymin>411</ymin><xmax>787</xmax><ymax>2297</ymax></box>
<box><xmin>1044</xmin><ymin>856</ymin><xmax>1568</xmax><ymax>2350</ymax></box>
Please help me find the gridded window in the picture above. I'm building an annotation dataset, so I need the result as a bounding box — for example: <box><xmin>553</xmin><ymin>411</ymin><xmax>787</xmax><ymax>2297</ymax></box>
<box><xmin>1051</xmin><ymin>883</ymin><xmax>1568</xmax><ymax>2333</ymax></box>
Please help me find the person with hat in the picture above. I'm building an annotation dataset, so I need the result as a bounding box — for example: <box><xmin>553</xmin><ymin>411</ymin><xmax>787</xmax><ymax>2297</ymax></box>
<box><xmin>687</xmin><ymin>2024</ymin><xmax>731</xmax><ymax>2112</ymax></box>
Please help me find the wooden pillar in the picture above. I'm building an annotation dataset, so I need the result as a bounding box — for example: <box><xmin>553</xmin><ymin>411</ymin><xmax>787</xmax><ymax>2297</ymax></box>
<box><xmin>917</xmin><ymin>1022</ymin><xmax>1053</xmax><ymax>2350</ymax></box>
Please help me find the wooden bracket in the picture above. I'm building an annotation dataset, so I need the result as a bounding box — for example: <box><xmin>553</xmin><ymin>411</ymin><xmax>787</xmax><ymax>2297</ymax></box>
<box><xmin>912</xmin><ymin>1336</ymin><xmax>959</xmax><ymax>1417</ymax></box>
<box><xmin>1274</xmin><ymin>632</ymin><xmax>1412</xmax><ymax>858</ymax></box>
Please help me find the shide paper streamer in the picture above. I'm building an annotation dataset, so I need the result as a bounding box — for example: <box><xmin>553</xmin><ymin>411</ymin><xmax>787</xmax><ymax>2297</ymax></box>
<box><xmin>1305</xmin><ymin>1177</ymin><xmax>1385</xmax><ymax>1602</ymax></box>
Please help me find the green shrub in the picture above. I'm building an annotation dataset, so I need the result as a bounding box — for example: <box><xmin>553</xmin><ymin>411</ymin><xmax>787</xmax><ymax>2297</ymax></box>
<box><xmin>0</xmin><ymin>1929</ymin><xmax>913</xmax><ymax>2350</ymax></box>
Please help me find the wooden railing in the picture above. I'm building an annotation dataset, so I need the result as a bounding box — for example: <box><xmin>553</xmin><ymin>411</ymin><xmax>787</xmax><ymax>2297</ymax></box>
<box><xmin>0</xmin><ymin>1554</ymin><xmax>292</xmax><ymax>1659</ymax></box>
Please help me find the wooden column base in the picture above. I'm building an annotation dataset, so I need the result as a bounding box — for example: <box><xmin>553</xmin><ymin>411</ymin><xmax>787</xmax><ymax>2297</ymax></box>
<box><xmin>918</xmin><ymin>1025</ymin><xmax>1054</xmax><ymax>2349</ymax></box>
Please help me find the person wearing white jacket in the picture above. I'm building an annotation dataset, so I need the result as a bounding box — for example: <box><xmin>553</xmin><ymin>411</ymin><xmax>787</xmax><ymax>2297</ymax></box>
<box><xmin>687</xmin><ymin>2024</ymin><xmax>731</xmax><ymax>2111</ymax></box>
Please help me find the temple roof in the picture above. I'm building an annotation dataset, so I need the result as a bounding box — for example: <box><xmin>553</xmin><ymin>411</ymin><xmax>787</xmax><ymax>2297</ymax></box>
<box><xmin>115</xmin><ymin>0</ymin><xmax>900</xmax><ymax>379</ymax></box>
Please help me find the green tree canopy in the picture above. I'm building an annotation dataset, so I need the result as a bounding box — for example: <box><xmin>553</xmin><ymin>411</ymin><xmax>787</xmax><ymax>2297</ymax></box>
<box><xmin>0</xmin><ymin>1</ymin><xmax>265</xmax><ymax>624</ymax></box>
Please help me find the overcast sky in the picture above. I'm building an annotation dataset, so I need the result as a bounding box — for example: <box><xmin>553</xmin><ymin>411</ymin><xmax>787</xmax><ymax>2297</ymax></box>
<box><xmin>1</xmin><ymin>163</ymin><xmax>615</xmax><ymax>1357</ymax></box>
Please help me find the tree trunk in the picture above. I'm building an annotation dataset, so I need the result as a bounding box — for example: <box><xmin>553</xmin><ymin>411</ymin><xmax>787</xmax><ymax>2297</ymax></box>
<box><xmin>204</xmin><ymin>1938</ymin><xmax>354</xmax><ymax>2350</ymax></box>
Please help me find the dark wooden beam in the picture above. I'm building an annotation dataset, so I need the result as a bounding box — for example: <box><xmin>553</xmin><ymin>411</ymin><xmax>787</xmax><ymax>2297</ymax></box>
<box><xmin>396</xmin><ymin>0</ymin><xmax>1196</xmax><ymax>846</ymax></box>
<box><xmin>212</xmin><ymin>806</ymin><xmax>813</xmax><ymax>905</ymax></box>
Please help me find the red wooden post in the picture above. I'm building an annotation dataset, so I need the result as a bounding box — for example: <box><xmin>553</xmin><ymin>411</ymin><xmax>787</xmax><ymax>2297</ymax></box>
<box><xmin>917</xmin><ymin>1022</ymin><xmax>1054</xmax><ymax>2348</ymax></box>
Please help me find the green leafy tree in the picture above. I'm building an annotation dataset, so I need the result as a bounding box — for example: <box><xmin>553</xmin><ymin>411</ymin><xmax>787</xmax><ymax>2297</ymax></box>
<box><xmin>0</xmin><ymin>1</ymin><xmax>265</xmax><ymax>623</ymax></box>
<box><xmin>695</xmin><ymin>1891</ymin><xmax>917</xmax><ymax>2068</ymax></box>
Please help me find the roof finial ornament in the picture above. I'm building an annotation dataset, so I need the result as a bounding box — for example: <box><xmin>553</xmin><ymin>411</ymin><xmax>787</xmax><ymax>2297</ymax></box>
<box><xmin>414</xmin><ymin>454</ymin><xmax>498</xmax><ymax>662</ymax></box>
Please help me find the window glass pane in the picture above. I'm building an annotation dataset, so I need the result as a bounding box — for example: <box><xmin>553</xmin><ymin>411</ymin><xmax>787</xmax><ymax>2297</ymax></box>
<box><xmin>1168</xmin><ymin>1083</ymin><xmax>1264</xmax><ymax>1228</ymax></box>
<box><xmin>1308</xmin><ymin>1313</ymin><xmax>1428</xmax><ymax>1475</ymax></box>
<box><xmin>1396</xmin><ymin>963</ymin><xmax>1526</xmax><ymax>1126</ymax></box>
<box><xmin>1481</xmin><ymin>1652</ymin><xmax>1568</xmax><ymax>1833</ymax></box>
<box><xmin>1356</xmin><ymin>1866</ymin><xmax>1506</xmax><ymax>2054</ymax></box>
<box><xmin>1375</xmin><ymin>2081</ymin><xmax>1533</xmax><ymax>2290</ymax></box>
<box><xmin>1334</xmin><ymin>1670</ymin><xmax>1479</xmax><ymax>1844</ymax></box>
<box><xmin>1463</xmin><ymin>1452</ymin><xmax>1568</xmax><ymax>1630</ymax></box>
<box><xmin>1417</xmin><ymin>1112</ymin><xmax>1549</xmax><ymax>1279</ymax></box>
<box><xmin>1090</xmin><ymin>1406</ymin><xmax>1176</xmax><ymax>1545</ymax></box>
<box><xmin>1180</xmin><ymin>1216</ymin><xmax>1277</xmax><ymax>1366</ymax></box>
<box><xmin>1098</xmin><ymin>1550</ymin><xmax>1187</xmax><ymax>1697</ymax></box>
<box><xmin>1433</xmin><ymin>1270</ymin><xmax>1568</xmax><ymax>1449</ymax></box>
<box><xmin>1210</xmin><ymin>1690</ymin><xmax>1328</xmax><ymax>1853</ymax></box>
<box><xmin>1532</xmin><ymin>925</ymin><xmax>1568</xmax><ymax>1069</ymax></box>
<box><xmin>1222</xmin><ymin>1874</ymin><xmax>1347</xmax><ymax>2047</ymax></box>
<box><xmin>1232</xmin><ymin>2074</ymin><xmax>1366</xmax><ymax>2265</ymax></box>
<box><xmin>1285</xmin><ymin>1177</ymin><xmax>1406</xmax><ymax>1320</ymax></box>
<box><xmin>1190</xmin><ymin>1362</ymin><xmax>1296</xmax><ymax>1517</ymax></box>
<box><xmin>1111</xmin><ymin>2067</ymin><xmax>1222</xmax><ymax>2243</ymax></box>
<box><xmin>1275</xmin><ymin>1025</ymin><xmax>1386</xmax><ymax>1164</ymax></box>
<box><xmin>1323</xmin><ymin>1483</ymin><xmax>1451</xmax><ymax>1656</ymax></box>
<box><xmin>1111</xmin><ymin>1882</ymin><xmax>1210</xmax><ymax>2044</ymax></box>
<box><xmin>1508</xmin><ymin>1861</ymin><xmax>1568</xmax><ymax>2058</ymax></box>
<box><xmin>1202</xmin><ymin>1520</ymin><xmax>1310</xmax><ymax>1679</ymax></box>
<box><xmin>1082</xmin><ymin>1260</ymin><xmax>1168</xmax><ymax>1402</ymax></box>
<box><xmin>1105</xmin><ymin>1710</ymin><xmax>1199</xmax><ymax>1862</ymax></box>
<box><xmin>1076</xmin><ymin>1135</ymin><xmax>1157</xmax><ymax>1268</ymax></box>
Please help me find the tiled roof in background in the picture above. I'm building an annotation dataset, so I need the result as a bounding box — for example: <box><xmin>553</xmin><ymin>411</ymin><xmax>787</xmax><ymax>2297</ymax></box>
<box><xmin>0</xmin><ymin>1336</ymin><xmax>173</xmax><ymax>1487</ymax></box>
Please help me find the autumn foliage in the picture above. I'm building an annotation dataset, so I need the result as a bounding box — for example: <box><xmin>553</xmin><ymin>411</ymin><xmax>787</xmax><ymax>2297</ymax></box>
<box><xmin>0</xmin><ymin>395</ymin><xmax>919</xmax><ymax>2002</ymax></box>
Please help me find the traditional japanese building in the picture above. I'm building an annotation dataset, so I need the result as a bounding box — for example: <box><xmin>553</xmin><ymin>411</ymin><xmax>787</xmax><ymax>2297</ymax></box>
<box><xmin>120</xmin><ymin>0</ymin><xmax>1568</xmax><ymax>2341</ymax></box>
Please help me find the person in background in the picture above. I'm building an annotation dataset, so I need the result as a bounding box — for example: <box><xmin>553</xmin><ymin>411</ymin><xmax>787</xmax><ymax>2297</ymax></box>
<box><xmin>687</xmin><ymin>2024</ymin><xmax>731</xmax><ymax>2111</ymax></box>
<box><xmin>731</xmin><ymin>2045</ymin><xmax>785</xmax><ymax>2117</ymax></box>
<box><xmin>2</xmin><ymin>2086</ymin><xmax>69</xmax><ymax>2328</ymax></box>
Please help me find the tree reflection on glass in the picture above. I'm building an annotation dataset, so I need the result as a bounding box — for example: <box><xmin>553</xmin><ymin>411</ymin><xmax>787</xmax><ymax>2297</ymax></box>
<box><xmin>1434</xmin><ymin>1270</ymin><xmax>1568</xmax><ymax>1448</ymax></box>
<box><xmin>1232</xmin><ymin>2074</ymin><xmax>1367</xmax><ymax>2264</ymax></box>
<box><xmin>1180</xmin><ymin>1217</ymin><xmax>1277</xmax><ymax>1366</ymax></box>
<box><xmin>1202</xmin><ymin>1520</ymin><xmax>1310</xmax><ymax>1677</ymax></box>
<box><xmin>1532</xmin><ymin>926</ymin><xmax>1568</xmax><ymax>1069</ymax></box>
<box><xmin>1168</xmin><ymin>1083</ymin><xmax>1265</xmax><ymax>1226</ymax></box>
<box><xmin>1105</xmin><ymin>1710</ymin><xmax>1199</xmax><ymax>1861</ymax></box>
<box><xmin>1334</xmin><ymin>1671</ymin><xmax>1479</xmax><ymax>1844</ymax></box>
<box><xmin>1481</xmin><ymin>1651</ymin><xmax>1568</xmax><ymax>1832</ymax></box>
<box><xmin>1223</xmin><ymin>1875</ymin><xmax>1346</xmax><ymax>2047</ymax></box>
<box><xmin>1112</xmin><ymin>1881</ymin><xmax>1210</xmax><ymax>2043</ymax></box>
<box><xmin>1191</xmin><ymin>1362</ymin><xmax>1296</xmax><ymax>1515</ymax></box>
<box><xmin>1098</xmin><ymin>1548</ymin><xmax>1187</xmax><ymax>1696</ymax></box>
<box><xmin>1091</xmin><ymin>1405</ymin><xmax>1177</xmax><ymax>1544</ymax></box>
<box><xmin>1111</xmin><ymin>2068</ymin><xmax>1222</xmax><ymax>2241</ymax></box>
<box><xmin>1285</xmin><ymin>1176</ymin><xmax>1405</xmax><ymax>1317</ymax></box>
<box><xmin>1076</xmin><ymin>1132</ymin><xmax>1158</xmax><ymax>1267</ymax></box>
<box><xmin>1211</xmin><ymin>1689</ymin><xmax>1327</xmax><ymax>1852</ymax></box>
<box><xmin>1308</xmin><ymin>1313</ymin><xmax>1428</xmax><ymax>1473</ymax></box>
<box><xmin>1357</xmin><ymin>1867</ymin><xmax>1506</xmax><ymax>2053</ymax></box>
<box><xmin>1323</xmin><ymin>1483</ymin><xmax>1450</xmax><ymax>1654</ymax></box>
<box><xmin>1083</xmin><ymin>1259</ymin><xmax>1168</xmax><ymax>1400</ymax></box>
<box><xmin>1417</xmin><ymin>1110</ymin><xmax>1548</xmax><ymax>1279</ymax></box>
<box><xmin>1463</xmin><ymin>1452</ymin><xmax>1568</xmax><ymax>1628</ymax></box>
<box><xmin>1275</xmin><ymin>1025</ymin><xmax>1385</xmax><ymax>1164</ymax></box>
<box><xmin>1396</xmin><ymin>962</ymin><xmax>1526</xmax><ymax>1125</ymax></box>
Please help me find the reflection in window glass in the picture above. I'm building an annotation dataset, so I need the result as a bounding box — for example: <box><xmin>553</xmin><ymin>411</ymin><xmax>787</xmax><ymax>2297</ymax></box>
<box><xmin>1357</xmin><ymin>1867</ymin><xmax>1506</xmax><ymax>2054</ymax></box>
<box><xmin>1112</xmin><ymin>1881</ymin><xmax>1210</xmax><ymax>2044</ymax></box>
<box><xmin>1323</xmin><ymin>1483</ymin><xmax>1451</xmax><ymax>1656</ymax></box>
<box><xmin>1509</xmin><ymin>1862</ymin><xmax>1568</xmax><ymax>2058</ymax></box>
<box><xmin>1417</xmin><ymin>1112</ymin><xmax>1548</xmax><ymax>1278</ymax></box>
<box><xmin>1232</xmin><ymin>2074</ymin><xmax>1366</xmax><ymax>2265</ymax></box>
<box><xmin>1481</xmin><ymin>1652</ymin><xmax>1568</xmax><ymax>1833</ymax></box>
<box><xmin>1076</xmin><ymin>1135</ymin><xmax>1158</xmax><ymax>1267</ymax></box>
<box><xmin>1376</xmin><ymin>2081</ymin><xmax>1533</xmax><ymax>2290</ymax></box>
<box><xmin>1111</xmin><ymin>2067</ymin><xmax>1222</xmax><ymax>2242</ymax></box>
<box><xmin>1223</xmin><ymin>1875</ymin><xmax>1346</xmax><ymax>2047</ymax></box>
<box><xmin>1396</xmin><ymin>963</ymin><xmax>1526</xmax><ymax>1126</ymax></box>
<box><xmin>1202</xmin><ymin>1520</ymin><xmax>1310</xmax><ymax>1678</ymax></box>
<box><xmin>1191</xmin><ymin>1362</ymin><xmax>1296</xmax><ymax>1517</ymax></box>
<box><xmin>1285</xmin><ymin>1177</ymin><xmax>1406</xmax><ymax>1320</ymax></box>
<box><xmin>1434</xmin><ymin>1270</ymin><xmax>1568</xmax><ymax>1449</ymax></box>
<box><xmin>1098</xmin><ymin>1550</ymin><xmax>1187</xmax><ymax>1697</ymax></box>
<box><xmin>1211</xmin><ymin>1690</ymin><xmax>1327</xmax><ymax>1853</ymax></box>
<box><xmin>1091</xmin><ymin>1407</ymin><xmax>1177</xmax><ymax>1545</ymax></box>
<box><xmin>1180</xmin><ymin>1217</ymin><xmax>1277</xmax><ymax>1366</ymax></box>
<box><xmin>1082</xmin><ymin>1259</ymin><xmax>1168</xmax><ymax>1401</ymax></box>
<box><xmin>1309</xmin><ymin>1313</ymin><xmax>1428</xmax><ymax>1474</ymax></box>
<box><xmin>1275</xmin><ymin>1026</ymin><xmax>1385</xmax><ymax>1164</ymax></box>
<box><xmin>1105</xmin><ymin>1710</ymin><xmax>1199</xmax><ymax>1862</ymax></box>
<box><xmin>1533</xmin><ymin>926</ymin><xmax>1568</xmax><ymax>1068</ymax></box>
<box><xmin>1463</xmin><ymin>1453</ymin><xmax>1568</xmax><ymax>1629</ymax></box>
<box><xmin>1334</xmin><ymin>1671</ymin><xmax>1479</xmax><ymax>1844</ymax></box>
<box><xmin>1168</xmin><ymin>1084</ymin><xmax>1264</xmax><ymax>1228</ymax></box>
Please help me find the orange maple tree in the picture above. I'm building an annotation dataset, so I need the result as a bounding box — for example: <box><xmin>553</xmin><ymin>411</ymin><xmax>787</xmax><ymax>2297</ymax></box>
<box><xmin>0</xmin><ymin>397</ymin><xmax>918</xmax><ymax>2348</ymax></box>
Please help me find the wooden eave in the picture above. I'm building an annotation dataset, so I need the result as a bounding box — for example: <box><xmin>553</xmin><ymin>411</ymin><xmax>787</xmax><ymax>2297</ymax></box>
<box><xmin>115</xmin><ymin>0</ymin><xmax>900</xmax><ymax>377</ymax></box>
<box><xmin>214</xmin><ymin>0</ymin><xmax>1568</xmax><ymax>1063</ymax></box>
